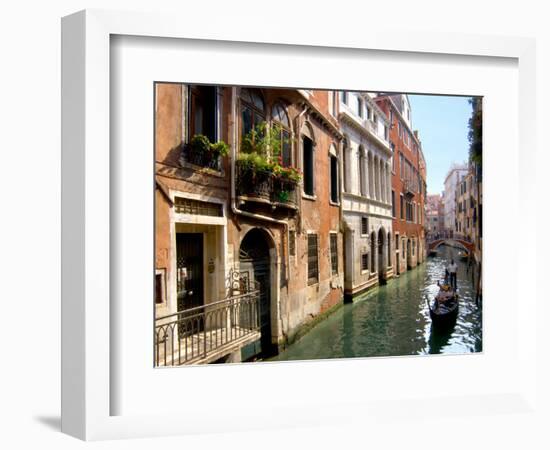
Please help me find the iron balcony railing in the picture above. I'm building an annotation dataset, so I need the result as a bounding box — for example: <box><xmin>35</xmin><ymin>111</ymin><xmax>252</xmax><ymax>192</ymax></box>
<box><xmin>155</xmin><ymin>291</ymin><xmax>260</xmax><ymax>366</ymax></box>
<box><xmin>181</xmin><ymin>146</ymin><xmax>223</xmax><ymax>172</ymax></box>
<box><xmin>236</xmin><ymin>162</ymin><xmax>298</xmax><ymax>207</ymax></box>
<box><xmin>402</xmin><ymin>179</ymin><xmax>416</xmax><ymax>197</ymax></box>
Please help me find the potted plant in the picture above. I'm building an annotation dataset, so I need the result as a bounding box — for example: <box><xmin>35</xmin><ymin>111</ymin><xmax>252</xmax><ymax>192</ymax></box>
<box><xmin>186</xmin><ymin>134</ymin><xmax>229</xmax><ymax>170</ymax></box>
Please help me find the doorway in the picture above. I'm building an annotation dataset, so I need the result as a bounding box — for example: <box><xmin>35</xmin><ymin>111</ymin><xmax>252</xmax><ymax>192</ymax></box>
<box><xmin>239</xmin><ymin>229</ymin><xmax>273</xmax><ymax>355</ymax></box>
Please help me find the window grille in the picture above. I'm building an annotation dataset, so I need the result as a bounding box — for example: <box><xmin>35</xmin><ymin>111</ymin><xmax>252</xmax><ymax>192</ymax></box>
<box><xmin>174</xmin><ymin>197</ymin><xmax>223</xmax><ymax>217</ymax></box>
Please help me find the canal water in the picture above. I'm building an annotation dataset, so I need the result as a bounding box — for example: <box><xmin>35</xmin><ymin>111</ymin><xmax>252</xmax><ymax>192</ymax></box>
<box><xmin>272</xmin><ymin>245</ymin><xmax>482</xmax><ymax>362</ymax></box>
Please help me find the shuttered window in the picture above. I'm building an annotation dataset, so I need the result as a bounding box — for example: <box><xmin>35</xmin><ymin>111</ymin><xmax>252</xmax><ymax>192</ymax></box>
<box><xmin>307</xmin><ymin>234</ymin><xmax>319</xmax><ymax>285</ymax></box>
<box><xmin>361</xmin><ymin>217</ymin><xmax>368</xmax><ymax>235</ymax></box>
<box><xmin>330</xmin><ymin>234</ymin><xmax>338</xmax><ymax>275</ymax></box>
<box><xmin>330</xmin><ymin>155</ymin><xmax>339</xmax><ymax>203</ymax></box>
<box><xmin>361</xmin><ymin>253</ymin><xmax>369</xmax><ymax>271</ymax></box>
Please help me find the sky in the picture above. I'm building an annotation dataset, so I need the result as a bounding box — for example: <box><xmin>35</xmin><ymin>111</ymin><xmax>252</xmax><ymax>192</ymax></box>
<box><xmin>408</xmin><ymin>94</ymin><xmax>473</xmax><ymax>195</ymax></box>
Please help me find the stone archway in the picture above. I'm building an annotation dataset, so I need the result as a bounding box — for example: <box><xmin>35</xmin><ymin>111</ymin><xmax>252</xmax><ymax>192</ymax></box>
<box><xmin>239</xmin><ymin>228</ymin><xmax>275</xmax><ymax>356</ymax></box>
<box><xmin>407</xmin><ymin>238</ymin><xmax>412</xmax><ymax>269</ymax></box>
<box><xmin>378</xmin><ymin>228</ymin><xmax>386</xmax><ymax>282</ymax></box>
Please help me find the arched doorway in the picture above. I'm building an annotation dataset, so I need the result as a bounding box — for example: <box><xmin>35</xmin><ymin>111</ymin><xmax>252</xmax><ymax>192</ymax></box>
<box><xmin>239</xmin><ymin>228</ymin><xmax>273</xmax><ymax>356</ymax></box>
<box><xmin>370</xmin><ymin>231</ymin><xmax>377</xmax><ymax>274</ymax></box>
<box><xmin>387</xmin><ymin>232</ymin><xmax>392</xmax><ymax>274</ymax></box>
<box><xmin>378</xmin><ymin>228</ymin><xmax>386</xmax><ymax>282</ymax></box>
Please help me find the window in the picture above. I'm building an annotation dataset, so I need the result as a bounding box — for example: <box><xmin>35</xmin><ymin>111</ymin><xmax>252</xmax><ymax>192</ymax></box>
<box><xmin>357</xmin><ymin>96</ymin><xmax>363</xmax><ymax>117</ymax></box>
<box><xmin>391</xmin><ymin>143</ymin><xmax>396</xmax><ymax>172</ymax></box>
<box><xmin>391</xmin><ymin>190</ymin><xmax>396</xmax><ymax>217</ymax></box>
<box><xmin>330</xmin><ymin>91</ymin><xmax>337</xmax><ymax>116</ymax></box>
<box><xmin>399</xmin><ymin>153</ymin><xmax>404</xmax><ymax>179</ymax></box>
<box><xmin>303</xmin><ymin>135</ymin><xmax>315</xmax><ymax>196</ymax></box>
<box><xmin>175</xmin><ymin>197</ymin><xmax>223</xmax><ymax>217</ymax></box>
<box><xmin>366</xmin><ymin>105</ymin><xmax>372</xmax><ymax>120</ymax></box>
<box><xmin>271</xmin><ymin>102</ymin><xmax>291</xmax><ymax>167</ymax></box>
<box><xmin>155</xmin><ymin>270</ymin><xmax>166</xmax><ymax>305</ymax></box>
<box><xmin>330</xmin><ymin>234</ymin><xmax>338</xmax><ymax>275</ymax></box>
<box><xmin>359</xmin><ymin>150</ymin><xmax>366</xmax><ymax>196</ymax></box>
<box><xmin>361</xmin><ymin>217</ymin><xmax>368</xmax><ymax>235</ymax></box>
<box><xmin>330</xmin><ymin>154</ymin><xmax>339</xmax><ymax>203</ymax></box>
<box><xmin>307</xmin><ymin>234</ymin><xmax>319</xmax><ymax>285</ymax></box>
<box><xmin>289</xmin><ymin>230</ymin><xmax>296</xmax><ymax>256</ymax></box>
<box><xmin>189</xmin><ymin>85</ymin><xmax>217</xmax><ymax>142</ymax></box>
<box><xmin>361</xmin><ymin>253</ymin><xmax>369</xmax><ymax>271</ymax></box>
<box><xmin>240</xmin><ymin>88</ymin><xmax>265</xmax><ymax>141</ymax></box>
<box><xmin>400</xmin><ymin>194</ymin><xmax>404</xmax><ymax>220</ymax></box>
<box><xmin>341</xmin><ymin>91</ymin><xmax>348</xmax><ymax>105</ymax></box>
<box><xmin>384</xmin><ymin>125</ymin><xmax>389</xmax><ymax>141</ymax></box>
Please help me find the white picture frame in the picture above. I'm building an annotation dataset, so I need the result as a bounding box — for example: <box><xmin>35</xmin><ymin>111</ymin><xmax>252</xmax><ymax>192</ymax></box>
<box><xmin>61</xmin><ymin>9</ymin><xmax>538</xmax><ymax>441</ymax></box>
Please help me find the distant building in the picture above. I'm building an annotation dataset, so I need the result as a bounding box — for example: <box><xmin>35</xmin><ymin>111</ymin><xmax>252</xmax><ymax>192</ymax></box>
<box><xmin>426</xmin><ymin>193</ymin><xmax>444</xmax><ymax>237</ymax></box>
<box><xmin>442</xmin><ymin>163</ymin><xmax>468</xmax><ymax>235</ymax></box>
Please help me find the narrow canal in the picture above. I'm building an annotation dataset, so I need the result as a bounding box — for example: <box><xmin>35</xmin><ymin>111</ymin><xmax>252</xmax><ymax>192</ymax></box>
<box><xmin>272</xmin><ymin>245</ymin><xmax>482</xmax><ymax>361</ymax></box>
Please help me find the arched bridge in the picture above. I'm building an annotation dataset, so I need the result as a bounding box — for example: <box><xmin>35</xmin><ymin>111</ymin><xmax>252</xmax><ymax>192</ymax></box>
<box><xmin>428</xmin><ymin>238</ymin><xmax>474</xmax><ymax>254</ymax></box>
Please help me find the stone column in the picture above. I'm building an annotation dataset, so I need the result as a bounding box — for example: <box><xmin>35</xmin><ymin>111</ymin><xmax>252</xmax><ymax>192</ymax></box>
<box><xmin>344</xmin><ymin>145</ymin><xmax>351</xmax><ymax>193</ymax></box>
<box><xmin>380</xmin><ymin>158</ymin><xmax>386</xmax><ymax>203</ymax></box>
<box><xmin>376</xmin><ymin>157</ymin><xmax>382</xmax><ymax>201</ymax></box>
<box><xmin>363</xmin><ymin>150</ymin><xmax>370</xmax><ymax>198</ymax></box>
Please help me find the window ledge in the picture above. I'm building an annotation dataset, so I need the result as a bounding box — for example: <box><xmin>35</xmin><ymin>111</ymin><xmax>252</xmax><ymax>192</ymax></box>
<box><xmin>302</xmin><ymin>193</ymin><xmax>317</xmax><ymax>201</ymax></box>
<box><xmin>179</xmin><ymin>159</ymin><xmax>225</xmax><ymax>178</ymax></box>
<box><xmin>329</xmin><ymin>200</ymin><xmax>340</xmax><ymax>207</ymax></box>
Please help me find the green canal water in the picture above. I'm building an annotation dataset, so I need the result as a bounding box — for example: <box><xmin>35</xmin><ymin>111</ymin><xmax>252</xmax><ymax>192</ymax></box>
<box><xmin>272</xmin><ymin>245</ymin><xmax>482</xmax><ymax>361</ymax></box>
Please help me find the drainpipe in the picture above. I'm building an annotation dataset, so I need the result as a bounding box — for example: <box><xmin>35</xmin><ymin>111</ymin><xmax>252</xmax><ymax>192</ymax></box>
<box><xmin>230</xmin><ymin>87</ymin><xmax>290</xmax><ymax>282</ymax></box>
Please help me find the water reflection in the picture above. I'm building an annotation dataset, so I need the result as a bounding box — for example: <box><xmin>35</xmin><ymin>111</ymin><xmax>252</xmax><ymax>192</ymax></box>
<box><xmin>273</xmin><ymin>245</ymin><xmax>482</xmax><ymax>362</ymax></box>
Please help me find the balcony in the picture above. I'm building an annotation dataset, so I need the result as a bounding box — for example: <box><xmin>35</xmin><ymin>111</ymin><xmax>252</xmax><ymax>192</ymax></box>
<box><xmin>236</xmin><ymin>162</ymin><xmax>298</xmax><ymax>210</ymax></box>
<box><xmin>181</xmin><ymin>146</ymin><xmax>222</xmax><ymax>172</ymax></box>
<box><xmin>155</xmin><ymin>291</ymin><xmax>260</xmax><ymax>366</ymax></box>
<box><xmin>402</xmin><ymin>179</ymin><xmax>416</xmax><ymax>198</ymax></box>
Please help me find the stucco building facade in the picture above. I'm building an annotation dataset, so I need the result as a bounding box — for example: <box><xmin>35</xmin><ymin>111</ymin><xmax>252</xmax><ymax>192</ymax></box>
<box><xmin>338</xmin><ymin>91</ymin><xmax>393</xmax><ymax>300</ymax></box>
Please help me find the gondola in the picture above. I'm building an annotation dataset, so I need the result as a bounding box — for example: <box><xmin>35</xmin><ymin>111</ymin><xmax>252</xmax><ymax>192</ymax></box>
<box><xmin>428</xmin><ymin>284</ymin><xmax>459</xmax><ymax>328</ymax></box>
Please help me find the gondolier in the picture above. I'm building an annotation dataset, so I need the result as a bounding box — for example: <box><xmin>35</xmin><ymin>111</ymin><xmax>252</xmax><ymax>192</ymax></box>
<box><xmin>447</xmin><ymin>259</ymin><xmax>458</xmax><ymax>290</ymax></box>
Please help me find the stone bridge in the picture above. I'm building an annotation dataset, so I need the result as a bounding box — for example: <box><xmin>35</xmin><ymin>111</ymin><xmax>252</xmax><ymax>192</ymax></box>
<box><xmin>427</xmin><ymin>238</ymin><xmax>474</xmax><ymax>254</ymax></box>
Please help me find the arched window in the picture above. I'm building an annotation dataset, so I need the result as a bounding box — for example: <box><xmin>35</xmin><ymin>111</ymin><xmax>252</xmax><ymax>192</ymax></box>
<box><xmin>240</xmin><ymin>88</ymin><xmax>265</xmax><ymax>140</ymax></box>
<box><xmin>359</xmin><ymin>146</ymin><xmax>366</xmax><ymax>196</ymax></box>
<box><xmin>302</xmin><ymin>122</ymin><xmax>315</xmax><ymax>196</ymax></box>
<box><xmin>271</xmin><ymin>102</ymin><xmax>291</xmax><ymax>166</ymax></box>
<box><xmin>357</xmin><ymin>96</ymin><xmax>363</xmax><ymax>118</ymax></box>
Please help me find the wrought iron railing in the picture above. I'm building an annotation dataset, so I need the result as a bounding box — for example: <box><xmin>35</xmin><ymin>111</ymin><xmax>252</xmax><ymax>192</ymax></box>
<box><xmin>236</xmin><ymin>162</ymin><xmax>298</xmax><ymax>207</ymax></box>
<box><xmin>181</xmin><ymin>146</ymin><xmax>222</xmax><ymax>171</ymax></box>
<box><xmin>155</xmin><ymin>291</ymin><xmax>260</xmax><ymax>366</ymax></box>
<box><xmin>402</xmin><ymin>179</ymin><xmax>416</xmax><ymax>197</ymax></box>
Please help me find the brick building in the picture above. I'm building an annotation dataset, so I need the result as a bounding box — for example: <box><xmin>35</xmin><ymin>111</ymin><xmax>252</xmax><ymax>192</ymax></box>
<box><xmin>154</xmin><ymin>84</ymin><xmax>343</xmax><ymax>364</ymax></box>
<box><xmin>375</xmin><ymin>94</ymin><xmax>427</xmax><ymax>275</ymax></box>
